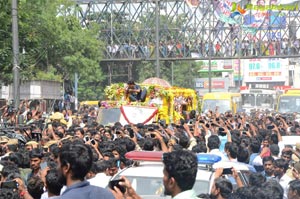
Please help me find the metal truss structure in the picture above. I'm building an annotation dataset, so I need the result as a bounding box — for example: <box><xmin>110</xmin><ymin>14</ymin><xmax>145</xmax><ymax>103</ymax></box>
<box><xmin>74</xmin><ymin>0</ymin><xmax>300</xmax><ymax>82</ymax></box>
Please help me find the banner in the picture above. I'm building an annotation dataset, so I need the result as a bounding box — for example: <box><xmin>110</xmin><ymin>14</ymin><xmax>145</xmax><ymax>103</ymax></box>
<box><xmin>213</xmin><ymin>0</ymin><xmax>296</xmax><ymax>33</ymax></box>
<box><xmin>120</xmin><ymin>105</ymin><xmax>158</xmax><ymax>125</ymax></box>
<box><xmin>243</xmin><ymin>58</ymin><xmax>288</xmax><ymax>82</ymax></box>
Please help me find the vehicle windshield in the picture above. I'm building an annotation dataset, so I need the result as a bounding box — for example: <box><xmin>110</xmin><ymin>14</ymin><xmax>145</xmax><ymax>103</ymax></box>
<box><xmin>241</xmin><ymin>94</ymin><xmax>255</xmax><ymax>106</ymax></box>
<box><xmin>256</xmin><ymin>94</ymin><xmax>274</xmax><ymax>107</ymax></box>
<box><xmin>278</xmin><ymin>96</ymin><xmax>300</xmax><ymax>113</ymax></box>
<box><xmin>202</xmin><ymin>99</ymin><xmax>231</xmax><ymax>113</ymax></box>
<box><xmin>125</xmin><ymin>176</ymin><xmax>210</xmax><ymax>196</ymax></box>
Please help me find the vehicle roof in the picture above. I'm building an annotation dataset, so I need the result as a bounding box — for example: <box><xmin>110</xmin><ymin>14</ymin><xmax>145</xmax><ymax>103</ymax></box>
<box><xmin>203</xmin><ymin>92</ymin><xmax>241</xmax><ymax>99</ymax></box>
<box><xmin>213</xmin><ymin>161</ymin><xmax>256</xmax><ymax>172</ymax></box>
<box><xmin>114</xmin><ymin>159</ymin><xmax>254</xmax><ymax>179</ymax></box>
<box><xmin>117</xmin><ymin>162</ymin><xmax>213</xmax><ymax>179</ymax></box>
<box><xmin>280</xmin><ymin>94</ymin><xmax>300</xmax><ymax>97</ymax></box>
<box><xmin>80</xmin><ymin>100</ymin><xmax>99</xmax><ymax>106</ymax></box>
<box><xmin>240</xmin><ymin>89</ymin><xmax>276</xmax><ymax>94</ymax></box>
<box><xmin>282</xmin><ymin>136</ymin><xmax>300</xmax><ymax>147</ymax></box>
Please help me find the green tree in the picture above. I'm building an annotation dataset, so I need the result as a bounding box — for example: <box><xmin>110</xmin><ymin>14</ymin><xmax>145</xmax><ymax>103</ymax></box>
<box><xmin>0</xmin><ymin>0</ymin><xmax>105</xmax><ymax>100</ymax></box>
<box><xmin>0</xmin><ymin>1</ymin><xmax>13</xmax><ymax>84</ymax></box>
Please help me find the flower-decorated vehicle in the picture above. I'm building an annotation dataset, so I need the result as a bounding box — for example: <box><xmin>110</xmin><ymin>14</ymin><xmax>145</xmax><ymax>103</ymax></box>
<box><xmin>102</xmin><ymin>81</ymin><xmax>198</xmax><ymax>124</ymax></box>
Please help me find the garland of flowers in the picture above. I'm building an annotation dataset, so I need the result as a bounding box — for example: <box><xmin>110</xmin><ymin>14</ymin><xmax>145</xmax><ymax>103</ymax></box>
<box><xmin>104</xmin><ymin>83</ymin><xmax>197</xmax><ymax>123</ymax></box>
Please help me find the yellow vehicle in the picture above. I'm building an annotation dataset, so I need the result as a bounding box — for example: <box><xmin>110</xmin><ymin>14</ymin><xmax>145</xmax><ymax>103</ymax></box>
<box><xmin>276</xmin><ymin>89</ymin><xmax>300</xmax><ymax>113</ymax></box>
<box><xmin>201</xmin><ymin>92</ymin><xmax>242</xmax><ymax>114</ymax></box>
<box><xmin>79</xmin><ymin>101</ymin><xmax>99</xmax><ymax>107</ymax></box>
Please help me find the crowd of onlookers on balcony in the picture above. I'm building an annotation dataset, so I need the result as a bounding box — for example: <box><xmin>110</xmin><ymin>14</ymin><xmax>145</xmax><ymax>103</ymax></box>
<box><xmin>105</xmin><ymin>37</ymin><xmax>300</xmax><ymax>59</ymax></box>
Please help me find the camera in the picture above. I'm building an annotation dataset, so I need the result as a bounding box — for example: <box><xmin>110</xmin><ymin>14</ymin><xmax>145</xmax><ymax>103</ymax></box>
<box><xmin>108</xmin><ymin>179</ymin><xmax>126</xmax><ymax>193</ymax></box>
<box><xmin>1</xmin><ymin>180</ymin><xmax>18</xmax><ymax>189</ymax></box>
<box><xmin>267</xmin><ymin>125</ymin><xmax>275</xmax><ymax>130</ymax></box>
<box><xmin>147</xmin><ymin>127</ymin><xmax>154</xmax><ymax>132</ymax></box>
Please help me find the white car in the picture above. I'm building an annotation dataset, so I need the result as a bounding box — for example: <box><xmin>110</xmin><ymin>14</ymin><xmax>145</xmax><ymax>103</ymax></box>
<box><xmin>109</xmin><ymin>151</ymin><xmax>256</xmax><ymax>198</ymax></box>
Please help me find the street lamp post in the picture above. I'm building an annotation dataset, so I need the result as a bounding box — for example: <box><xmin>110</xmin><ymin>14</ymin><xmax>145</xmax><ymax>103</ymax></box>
<box><xmin>12</xmin><ymin>0</ymin><xmax>20</xmax><ymax>108</ymax></box>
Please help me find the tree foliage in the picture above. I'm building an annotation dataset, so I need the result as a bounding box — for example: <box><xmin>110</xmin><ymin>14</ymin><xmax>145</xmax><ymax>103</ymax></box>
<box><xmin>0</xmin><ymin>0</ymin><xmax>104</xmax><ymax>100</ymax></box>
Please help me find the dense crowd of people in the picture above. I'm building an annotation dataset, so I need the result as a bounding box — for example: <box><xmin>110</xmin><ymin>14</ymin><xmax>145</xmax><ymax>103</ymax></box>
<box><xmin>106</xmin><ymin>37</ymin><xmax>300</xmax><ymax>59</ymax></box>
<box><xmin>0</xmin><ymin>99</ymin><xmax>300</xmax><ymax>198</ymax></box>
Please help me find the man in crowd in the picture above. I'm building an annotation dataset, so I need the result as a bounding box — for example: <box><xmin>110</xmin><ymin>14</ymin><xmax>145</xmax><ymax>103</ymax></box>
<box><xmin>57</xmin><ymin>142</ymin><xmax>114</xmax><ymax>199</ymax></box>
<box><xmin>125</xmin><ymin>80</ymin><xmax>146</xmax><ymax>102</ymax></box>
<box><xmin>262</xmin><ymin>156</ymin><xmax>275</xmax><ymax>180</ymax></box>
<box><xmin>27</xmin><ymin>148</ymin><xmax>44</xmax><ymax>182</ymax></box>
<box><xmin>274</xmin><ymin>158</ymin><xmax>293</xmax><ymax>199</ymax></box>
<box><xmin>162</xmin><ymin>150</ymin><xmax>199</xmax><ymax>198</ymax></box>
<box><xmin>288</xmin><ymin>180</ymin><xmax>300</xmax><ymax>199</ymax></box>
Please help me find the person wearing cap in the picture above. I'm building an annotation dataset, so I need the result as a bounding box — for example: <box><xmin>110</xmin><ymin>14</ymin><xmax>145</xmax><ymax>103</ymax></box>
<box><xmin>0</xmin><ymin>138</ymin><xmax>18</xmax><ymax>160</ymax></box>
<box><xmin>288</xmin><ymin>162</ymin><xmax>300</xmax><ymax>180</ymax></box>
<box><xmin>43</xmin><ymin>140</ymin><xmax>58</xmax><ymax>153</ymax></box>
<box><xmin>49</xmin><ymin>104</ymin><xmax>64</xmax><ymax>121</ymax></box>
<box><xmin>292</xmin><ymin>143</ymin><xmax>300</xmax><ymax>162</ymax></box>
<box><xmin>25</xmin><ymin>141</ymin><xmax>39</xmax><ymax>151</ymax></box>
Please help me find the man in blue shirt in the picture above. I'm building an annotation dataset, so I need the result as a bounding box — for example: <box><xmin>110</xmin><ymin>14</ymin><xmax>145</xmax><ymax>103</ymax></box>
<box><xmin>57</xmin><ymin>142</ymin><xmax>114</xmax><ymax>199</ymax></box>
<box><xmin>125</xmin><ymin>80</ymin><xmax>146</xmax><ymax>102</ymax></box>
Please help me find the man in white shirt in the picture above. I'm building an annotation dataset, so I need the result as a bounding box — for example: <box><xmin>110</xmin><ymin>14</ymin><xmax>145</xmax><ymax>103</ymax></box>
<box><xmin>87</xmin><ymin>160</ymin><xmax>111</xmax><ymax>188</ymax></box>
<box><xmin>207</xmin><ymin>135</ymin><xmax>229</xmax><ymax>161</ymax></box>
<box><xmin>274</xmin><ymin>158</ymin><xmax>292</xmax><ymax>199</ymax></box>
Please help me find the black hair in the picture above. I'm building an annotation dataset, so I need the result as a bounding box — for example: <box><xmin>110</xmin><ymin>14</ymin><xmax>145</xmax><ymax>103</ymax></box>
<box><xmin>75</xmin><ymin>128</ymin><xmax>85</xmax><ymax>136</ymax></box>
<box><xmin>228</xmin><ymin>187</ymin><xmax>253</xmax><ymax>199</ymax></box>
<box><xmin>289</xmin><ymin>180</ymin><xmax>300</xmax><ymax>197</ymax></box>
<box><xmin>192</xmin><ymin>142</ymin><xmax>207</xmax><ymax>153</ymax></box>
<box><xmin>228</xmin><ymin>142</ymin><xmax>238</xmax><ymax>159</ymax></box>
<box><xmin>143</xmin><ymin>138</ymin><xmax>154</xmax><ymax>151</ymax></box>
<box><xmin>127</xmin><ymin>80</ymin><xmax>135</xmax><ymax>85</ymax></box>
<box><xmin>207</xmin><ymin>135</ymin><xmax>220</xmax><ymax>150</ymax></box>
<box><xmin>0</xmin><ymin>188</ymin><xmax>20</xmax><ymax>199</ymax></box>
<box><xmin>269</xmin><ymin>144</ymin><xmax>280</xmax><ymax>156</ymax></box>
<box><xmin>248</xmin><ymin>172</ymin><xmax>266</xmax><ymax>187</ymax></box>
<box><xmin>53</xmin><ymin>104</ymin><xmax>60</xmax><ymax>113</ymax></box>
<box><xmin>46</xmin><ymin>169</ymin><xmax>63</xmax><ymax>196</ymax></box>
<box><xmin>8</xmin><ymin>152</ymin><xmax>23</xmax><ymax>167</ymax></box>
<box><xmin>29</xmin><ymin>148</ymin><xmax>44</xmax><ymax>159</ymax></box>
<box><xmin>281</xmin><ymin>150</ymin><xmax>292</xmax><ymax>158</ymax></box>
<box><xmin>263</xmin><ymin>156</ymin><xmax>275</xmax><ymax>164</ymax></box>
<box><xmin>270</xmin><ymin>134</ymin><xmax>279</xmax><ymax>144</ymax></box>
<box><xmin>162</xmin><ymin>150</ymin><xmax>197</xmax><ymax>191</ymax></box>
<box><xmin>1</xmin><ymin>162</ymin><xmax>20</xmax><ymax>178</ymax></box>
<box><xmin>120</xmin><ymin>137</ymin><xmax>136</xmax><ymax>152</ymax></box>
<box><xmin>177</xmin><ymin>133</ymin><xmax>189</xmax><ymax>149</ymax></box>
<box><xmin>254</xmin><ymin>179</ymin><xmax>283</xmax><ymax>199</ymax></box>
<box><xmin>59</xmin><ymin>142</ymin><xmax>93</xmax><ymax>181</ymax></box>
<box><xmin>95</xmin><ymin>160</ymin><xmax>110</xmax><ymax>173</ymax></box>
<box><xmin>214</xmin><ymin>177</ymin><xmax>233</xmax><ymax>198</ymax></box>
<box><xmin>102</xmin><ymin>151</ymin><xmax>115</xmax><ymax>159</ymax></box>
<box><xmin>237</xmin><ymin>146</ymin><xmax>249</xmax><ymax>163</ymax></box>
<box><xmin>27</xmin><ymin>176</ymin><xmax>44</xmax><ymax>199</ymax></box>
<box><xmin>249</xmin><ymin>139</ymin><xmax>260</xmax><ymax>153</ymax></box>
<box><xmin>274</xmin><ymin>158</ymin><xmax>289</xmax><ymax>172</ymax></box>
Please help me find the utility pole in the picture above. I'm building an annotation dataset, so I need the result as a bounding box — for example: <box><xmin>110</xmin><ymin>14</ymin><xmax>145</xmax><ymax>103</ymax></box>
<box><xmin>155</xmin><ymin>0</ymin><xmax>160</xmax><ymax>78</ymax></box>
<box><xmin>12</xmin><ymin>0</ymin><xmax>20</xmax><ymax>108</ymax></box>
<box><xmin>208</xmin><ymin>1</ymin><xmax>212</xmax><ymax>93</ymax></box>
